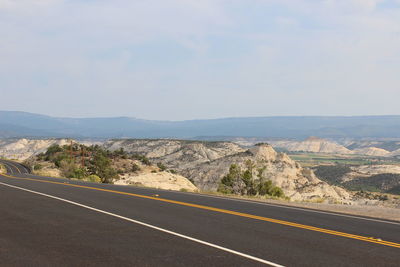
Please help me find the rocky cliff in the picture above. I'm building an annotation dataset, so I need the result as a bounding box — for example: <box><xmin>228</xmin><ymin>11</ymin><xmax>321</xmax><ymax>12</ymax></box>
<box><xmin>180</xmin><ymin>145</ymin><xmax>350</xmax><ymax>201</ymax></box>
<box><xmin>105</xmin><ymin>140</ymin><xmax>350</xmax><ymax>202</ymax></box>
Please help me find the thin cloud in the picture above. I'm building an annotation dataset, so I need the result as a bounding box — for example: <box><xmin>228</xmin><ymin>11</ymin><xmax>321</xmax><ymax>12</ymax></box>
<box><xmin>0</xmin><ymin>0</ymin><xmax>399</xmax><ymax>119</ymax></box>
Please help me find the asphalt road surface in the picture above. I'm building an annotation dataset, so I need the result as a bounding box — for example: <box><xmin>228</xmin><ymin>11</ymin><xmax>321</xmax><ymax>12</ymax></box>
<box><xmin>0</xmin><ymin>159</ymin><xmax>399</xmax><ymax>266</ymax></box>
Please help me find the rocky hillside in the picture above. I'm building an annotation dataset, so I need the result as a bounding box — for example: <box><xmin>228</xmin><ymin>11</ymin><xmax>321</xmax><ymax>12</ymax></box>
<box><xmin>180</xmin><ymin>145</ymin><xmax>350</xmax><ymax>202</ymax></box>
<box><xmin>344</xmin><ymin>140</ymin><xmax>400</xmax><ymax>152</ymax></box>
<box><xmin>266</xmin><ymin>137</ymin><xmax>400</xmax><ymax>157</ymax></box>
<box><xmin>104</xmin><ymin>139</ymin><xmax>246</xmax><ymax>170</ymax></box>
<box><xmin>104</xmin><ymin>139</ymin><xmax>351</xmax><ymax>201</ymax></box>
<box><xmin>23</xmin><ymin>142</ymin><xmax>198</xmax><ymax>192</ymax></box>
<box><xmin>314</xmin><ymin>164</ymin><xmax>400</xmax><ymax>195</ymax></box>
<box><xmin>352</xmin><ymin>147</ymin><xmax>391</xmax><ymax>157</ymax></box>
<box><xmin>0</xmin><ymin>138</ymin><xmax>73</xmax><ymax>160</ymax></box>
<box><xmin>270</xmin><ymin>137</ymin><xmax>352</xmax><ymax>154</ymax></box>
<box><xmin>389</xmin><ymin>148</ymin><xmax>400</xmax><ymax>157</ymax></box>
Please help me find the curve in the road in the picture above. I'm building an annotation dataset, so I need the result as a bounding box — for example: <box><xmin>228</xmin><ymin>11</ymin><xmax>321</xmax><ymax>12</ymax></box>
<box><xmin>0</xmin><ymin>159</ymin><xmax>30</xmax><ymax>174</ymax></box>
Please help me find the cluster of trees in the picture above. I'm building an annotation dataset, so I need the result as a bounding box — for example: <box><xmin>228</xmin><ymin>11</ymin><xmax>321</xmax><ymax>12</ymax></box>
<box><xmin>218</xmin><ymin>160</ymin><xmax>284</xmax><ymax>198</ymax></box>
<box><xmin>343</xmin><ymin>173</ymin><xmax>400</xmax><ymax>194</ymax></box>
<box><xmin>314</xmin><ymin>164</ymin><xmax>400</xmax><ymax>196</ymax></box>
<box><xmin>38</xmin><ymin>144</ymin><xmax>120</xmax><ymax>183</ymax></box>
<box><xmin>313</xmin><ymin>165</ymin><xmax>352</xmax><ymax>185</ymax></box>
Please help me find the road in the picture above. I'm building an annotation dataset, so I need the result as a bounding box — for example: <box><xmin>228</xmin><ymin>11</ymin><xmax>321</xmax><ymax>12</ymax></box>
<box><xmin>0</xmin><ymin>159</ymin><xmax>399</xmax><ymax>266</ymax></box>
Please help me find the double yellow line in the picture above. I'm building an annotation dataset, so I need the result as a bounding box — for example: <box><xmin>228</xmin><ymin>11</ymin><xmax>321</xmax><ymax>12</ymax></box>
<box><xmin>1</xmin><ymin>173</ymin><xmax>399</xmax><ymax>249</ymax></box>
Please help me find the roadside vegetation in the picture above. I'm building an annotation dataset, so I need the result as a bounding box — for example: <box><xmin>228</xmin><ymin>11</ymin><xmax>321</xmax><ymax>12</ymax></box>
<box><xmin>218</xmin><ymin>160</ymin><xmax>285</xmax><ymax>198</ymax></box>
<box><xmin>26</xmin><ymin>144</ymin><xmax>157</xmax><ymax>183</ymax></box>
<box><xmin>0</xmin><ymin>163</ymin><xmax>6</xmax><ymax>174</ymax></box>
<box><xmin>32</xmin><ymin>144</ymin><xmax>118</xmax><ymax>183</ymax></box>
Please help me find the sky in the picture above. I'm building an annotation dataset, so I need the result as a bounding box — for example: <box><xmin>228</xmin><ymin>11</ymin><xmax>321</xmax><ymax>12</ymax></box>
<box><xmin>1</xmin><ymin>0</ymin><xmax>400</xmax><ymax>120</ymax></box>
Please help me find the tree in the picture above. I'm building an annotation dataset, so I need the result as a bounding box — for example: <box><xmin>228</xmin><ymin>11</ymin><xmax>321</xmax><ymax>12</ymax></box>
<box><xmin>258</xmin><ymin>180</ymin><xmax>273</xmax><ymax>196</ymax></box>
<box><xmin>90</xmin><ymin>150</ymin><xmax>118</xmax><ymax>183</ymax></box>
<box><xmin>219</xmin><ymin>163</ymin><xmax>285</xmax><ymax>198</ymax></box>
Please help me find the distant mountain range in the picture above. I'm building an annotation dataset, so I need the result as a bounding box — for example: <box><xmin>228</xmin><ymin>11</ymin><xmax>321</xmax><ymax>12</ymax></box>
<box><xmin>1</xmin><ymin>111</ymin><xmax>400</xmax><ymax>139</ymax></box>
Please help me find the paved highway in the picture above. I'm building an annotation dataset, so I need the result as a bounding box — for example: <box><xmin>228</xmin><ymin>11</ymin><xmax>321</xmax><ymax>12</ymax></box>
<box><xmin>0</xmin><ymin>159</ymin><xmax>399</xmax><ymax>266</ymax></box>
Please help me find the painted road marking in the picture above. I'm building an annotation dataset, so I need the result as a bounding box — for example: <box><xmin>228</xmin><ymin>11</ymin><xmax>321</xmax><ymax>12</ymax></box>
<box><xmin>1</xmin><ymin>174</ymin><xmax>400</xmax><ymax>249</ymax></box>
<box><xmin>174</xmin><ymin>190</ymin><xmax>400</xmax><ymax>226</ymax></box>
<box><xmin>11</xmin><ymin>159</ymin><xmax>399</xmax><ymax>226</ymax></box>
<box><xmin>1</xmin><ymin>162</ymin><xmax>14</xmax><ymax>174</ymax></box>
<box><xmin>4</xmin><ymin>161</ymin><xmax>23</xmax><ymax>174</ymax></box>
<box><xmin>2</xmin><ymin>161</ymin><xmax>21</xmax><ymax>174</ymax></box>
<box><xmin>0</xmin><ymin>181</ymin><xmax>284</xmax><ymax>267</ymax></box>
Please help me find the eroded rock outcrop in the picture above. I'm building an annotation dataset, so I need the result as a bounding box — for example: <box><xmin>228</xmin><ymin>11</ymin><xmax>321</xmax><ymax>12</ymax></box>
<box><xmin>270</xmin><ymin>137</ymin><xmax>352</xmax><ymax>154</ymax></box>
<box><xmin>104</xmin><ymin>139</ymin><xmax>246</xmax><ymax>170</ymax></box>
<box><xmin>180</xmin><ymin>144</ymin><xmax>350</xmax><ymax>202</ymax></box>
<box><xmin>0</xmin><ymin>138</ymin><xmax>73</xmax><ymax>160</ymax></box>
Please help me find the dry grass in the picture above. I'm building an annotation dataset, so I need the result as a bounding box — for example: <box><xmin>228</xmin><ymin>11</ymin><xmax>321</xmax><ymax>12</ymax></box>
<box><xmin>0</xmin><ymin>164</ymin><xmax>6</xmax><ymax>174</ymax></box>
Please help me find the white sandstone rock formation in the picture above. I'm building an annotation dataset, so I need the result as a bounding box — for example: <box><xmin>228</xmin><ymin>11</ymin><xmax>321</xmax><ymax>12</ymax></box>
<box><xmin>115</xmin><ymin>172</ymin><xmax>198</xmax><ymax>192</ymax></box>
<box><xmin>0</xmin><ymin>138</ymin><xmax>72</xmax><ymax>160</ymax></box>
<box><xmin>270</xmin><ymin>137</ymin><xmax>352</xmax><ymax>154</ymax></box>
<box><xmin>181</xmin><ymin>144</ymin><xmax>351</xmax><ymax>202</ymax></box>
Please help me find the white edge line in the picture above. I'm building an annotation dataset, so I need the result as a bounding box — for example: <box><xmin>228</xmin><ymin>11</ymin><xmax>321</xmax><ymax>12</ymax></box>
<box><xmin>0</xmin><ymin>181</ymin><xmax>284</xmax><ymax>267</ymax></box>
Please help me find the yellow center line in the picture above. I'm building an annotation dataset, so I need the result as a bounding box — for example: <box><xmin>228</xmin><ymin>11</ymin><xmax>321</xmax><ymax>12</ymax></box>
<box><xmin>1</xmin><ymin>173</ymin><xmax>399</xmax><ymax>249</ymax></box>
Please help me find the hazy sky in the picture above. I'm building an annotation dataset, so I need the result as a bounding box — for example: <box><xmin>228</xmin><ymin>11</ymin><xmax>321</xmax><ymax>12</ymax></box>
<box><xmin>1</xmin><ymin>0</ymin><xmax>400</xmax><ymax>120</ymax></box>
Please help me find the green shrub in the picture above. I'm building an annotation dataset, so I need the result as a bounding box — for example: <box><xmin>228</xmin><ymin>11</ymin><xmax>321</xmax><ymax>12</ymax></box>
<box><xmin>220</xmin><ymin>164</ymin><xmax>241</xmax><ymax>188</ymax></box>
<box><xmin>270</xmin><ymin>186</ymin><xmax>284</xmax><ymax>197</ymax></box>
<box><xmin>218</xmin><ymin>163</ymin><xmax>285</xmax><ymax>198</ymax></box>
<box><xmin>217</xmin><ymin>183</ymin><xmax>234</xmax><ymax>194</ymax></box>
<box><xmin>313</xmin><ymin>165</ymin><xmax>351</xmax><ymax>185</ymax></box>
<box><xmin>131</xmin><ymin>154</ymin><xmax>151</xmax><ymax>165</ymax></box>
<box><xmin>258</xmin><ymin>180</ymin><xmax>273</xmax><ymax>195</ymax></box>
<box><xmin>85</xmin><ymin>175</ymin><xmax>102</xmax><ymax>183</ymax></box>
<box><xmin>33</xmin><ymin>164</ymin><xmax>43</xmax><ymax>170</ymax></box>
<box><xmin>131</xmin><ymin>163</ymin><xmax>141</xmax><ymax>172</ymax></box>
<box><xmin>45</xmin><ymin>144</ymin><xmax>63</xmax><ymax>156</ymax></box>
<box><xmin>157</xmin><ymin>162</ymin><xmax>167</xmax><ymax>171</ymax></box>
<box><xmin>342</xmin><ymin>173</ymin><xmax>400</xmax><ymax>194</ymax></box>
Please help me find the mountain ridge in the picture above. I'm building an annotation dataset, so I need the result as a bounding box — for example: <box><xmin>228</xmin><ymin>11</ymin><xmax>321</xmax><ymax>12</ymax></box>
<box><xmin>2</xmin><ymin>111</ymin><xmax>400</xmax><ymax>139</ymax></box>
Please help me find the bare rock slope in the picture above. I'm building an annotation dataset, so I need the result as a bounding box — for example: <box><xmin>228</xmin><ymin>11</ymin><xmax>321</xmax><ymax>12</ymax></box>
<box><xmin>352</xmin><ymin>147</ymin><xmax>390</xmax><ymax>157</ymax></box>
<box><xmin>104</xmin><ymin>139</ymin><xmax>246</xmax><ymax>170</ymax></box>
<box><xmin>115</xmin><ymin>172</ymin><xmax>197</xmax><ymax>192</ymax></box>
<box><xmin>270</xmin><ymin>137</ymin><xmax>352</xmax><ymax>154</ymax></box>
<box><xmin>0</xmin><ymin>138</ymin><xmax>72</xmax><ymax>160</ymax></box>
